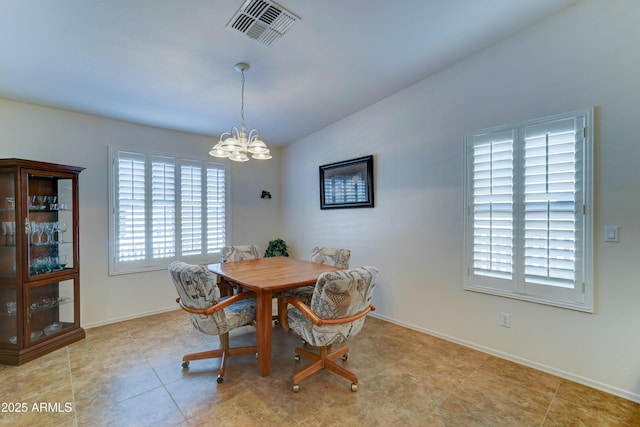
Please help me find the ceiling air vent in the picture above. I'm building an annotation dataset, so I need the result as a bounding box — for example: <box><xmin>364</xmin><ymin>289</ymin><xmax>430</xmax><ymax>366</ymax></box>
<box><xmin>226</xmin><ymin>0</ymin><xmax>300</xmax><ymax>46</ymax></box>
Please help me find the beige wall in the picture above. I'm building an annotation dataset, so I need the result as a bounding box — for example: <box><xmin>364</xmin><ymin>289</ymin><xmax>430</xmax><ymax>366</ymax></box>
<box><xmin>281</xmin><ymin>0</ymin><xmax>640</xmax><ymax>401</ymax></box>
<box><xmin>0</xmin><ymin>99</ymin><xmax>282</xmax><ymax>326</ymax></box>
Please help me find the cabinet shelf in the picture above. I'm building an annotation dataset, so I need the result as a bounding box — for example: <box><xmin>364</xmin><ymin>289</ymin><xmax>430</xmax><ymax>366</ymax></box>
<box><xmin>29</xmin><ymin>296</ymin><xmax>73</xmax><ymax>315</ymax></box>
<box><xmin>29</xmin><ymin>241</ymin><xmax>71</xmax><ymax>247</ymax></box>
<box><xmin>28</xmin><ymin>208</ymin><xmax>71</xmax><ymax>213</ymax></box>
<box><xmin>29</xmin><ymin>266</ymin><xmax>70</xmax><ymax>277</ymax></box>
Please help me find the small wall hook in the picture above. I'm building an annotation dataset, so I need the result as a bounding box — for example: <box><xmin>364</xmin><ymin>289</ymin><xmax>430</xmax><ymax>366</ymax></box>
<box><xmin>261</xmin><ymin>190</ymin><xmax>272</xmax><ymax>199</ymax></box>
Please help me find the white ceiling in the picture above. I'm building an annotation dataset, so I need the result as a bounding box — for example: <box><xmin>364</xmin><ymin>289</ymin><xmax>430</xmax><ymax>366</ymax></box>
<box><xmin>0</xmin><ymin>0</ymin><xmax>580</xmax><ymax>146</ymax></box>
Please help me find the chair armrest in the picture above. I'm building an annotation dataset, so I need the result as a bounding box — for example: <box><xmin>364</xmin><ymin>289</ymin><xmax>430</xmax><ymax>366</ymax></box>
<box><xmin>176</xmin><ymin>291</ymin><xmax>256</xmax><ymax>316</ymax></box>
<box><xmin>283</xmin><ymin>296</ymin><xmax>375</xmax><ymax>326</ymax></box>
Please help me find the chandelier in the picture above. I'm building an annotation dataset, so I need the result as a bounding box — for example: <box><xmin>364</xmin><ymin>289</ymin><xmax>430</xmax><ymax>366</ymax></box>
<box><xmin>209</xmin><ymin>62</ymin><xmax>272</xmax><ymax>162</ymax></box>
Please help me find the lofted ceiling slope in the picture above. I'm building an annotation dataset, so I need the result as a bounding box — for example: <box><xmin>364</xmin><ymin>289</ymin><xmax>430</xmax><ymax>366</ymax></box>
<box><xmin>0</xmin><ymin>0</ymin><xmax>580</xmax><ymax>145</ymax></box>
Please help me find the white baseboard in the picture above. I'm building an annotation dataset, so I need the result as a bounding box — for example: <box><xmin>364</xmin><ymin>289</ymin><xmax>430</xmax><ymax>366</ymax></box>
<box><xmin>82</xmin><ymin>306</ymin><xmax>179</xmax><ymax>329</ymax></box>
<box><xmin>81</xmin><ymin>301</ymin><xmax>279</xmax><ymax>329</ymax></box>
<box><xmin>369</xmin><ymin>313</ymin><xmax>640</xmax><ymax>404</ymax></box>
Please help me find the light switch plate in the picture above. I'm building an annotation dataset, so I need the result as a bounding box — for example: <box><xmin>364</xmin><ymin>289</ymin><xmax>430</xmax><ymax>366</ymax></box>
<box><xmin>604</xmin><ymin>225</ymin><xmax>619</xmax><ymax>242</ymax></box>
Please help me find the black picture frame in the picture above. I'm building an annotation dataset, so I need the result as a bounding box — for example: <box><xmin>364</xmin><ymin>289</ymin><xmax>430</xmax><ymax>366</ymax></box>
<box><xmin>319</xmin><ymin>155</ymin><xmax>374</xmax><ymax>209</ymax></box>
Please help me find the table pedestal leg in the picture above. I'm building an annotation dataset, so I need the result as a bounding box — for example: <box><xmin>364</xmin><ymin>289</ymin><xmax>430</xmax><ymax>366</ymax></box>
<box><xmin>256</xmin><ymin>290</ymin><xmax>273</xmax><ymax>376</ymax></box>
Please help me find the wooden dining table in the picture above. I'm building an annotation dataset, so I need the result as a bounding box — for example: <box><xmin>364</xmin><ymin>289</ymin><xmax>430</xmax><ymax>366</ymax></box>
<box><xmin>208</xmin><ymin>256</ymin><xmax>343</xmax><ymax>376</ymax></box>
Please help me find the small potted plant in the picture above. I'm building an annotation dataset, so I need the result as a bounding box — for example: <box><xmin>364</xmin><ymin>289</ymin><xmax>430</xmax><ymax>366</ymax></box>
<box><xmin>264</xmin><ymin>238</ymin><xmax>289</xmax><ymax>257</ymax></box>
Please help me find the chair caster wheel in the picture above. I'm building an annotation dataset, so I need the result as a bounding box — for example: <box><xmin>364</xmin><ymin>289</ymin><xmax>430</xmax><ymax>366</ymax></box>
<box><xmin>182</xmin><ymin>361</ymin><xmax>189</xmax><ymax>368</ymax></box>
<box><xmin>294</xmin><ymin>354</ymin><xmax>300</xmax><ymax>361</ymax></box>
<box><xmin>342</xmin><ymin>354</ymin><xmax>348</xmax><ymax>361</ymax></box>
<box><xmin>351</xmin><ymin>383</ymin><xmax>358</xmax><ymax>392</ymax></box>
<box><xmin>292</xmin><ymin>384</ymin><xmax>300</xmax><ymax>393</ymax></box>
<box><xmin>216</xmin><ymin>375</ymin><xmax>223</xmax><ymax>384</ymax></box>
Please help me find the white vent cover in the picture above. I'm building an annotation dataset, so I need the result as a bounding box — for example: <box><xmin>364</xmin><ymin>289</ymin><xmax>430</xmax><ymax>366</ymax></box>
<box><xmin>226</xmin><ymin>0</ymin><xmax>300</xmax><ymax>46</ymax></box>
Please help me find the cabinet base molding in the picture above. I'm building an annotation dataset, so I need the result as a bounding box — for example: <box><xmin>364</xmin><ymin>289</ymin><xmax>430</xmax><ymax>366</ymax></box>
<box><xmin>0</xmin><ymin>327</ymin><xmax>85</xmax><ymax>366</ymax></box>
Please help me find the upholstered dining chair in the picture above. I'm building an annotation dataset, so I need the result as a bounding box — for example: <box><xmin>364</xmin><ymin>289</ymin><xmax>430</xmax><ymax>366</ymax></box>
<box><xmin>168</xmin><ymin>261</ymin><xmax>257</xmax><ymax>383</ymax></box>
<box><xmin>277</xmin><ymin>247</ymin><xmax>351</xmax><ymax>329</ymax></box>
<box><xmin>221</xmin><ymin>245</ymin><xmax>261</xmax><ymax>262</ymax></box>
<box><xmin>283</xmin><ymin>266</ymin><xmax>378</xmax><ymax>392</ymax></box>
<box><xmin>308</xmin><ymin>246</ymin><xmax>351</xmax><ymax>269</ymax></box>
<box><xmin>219</xmin><ymin>245</ymin><xmax>261</xmax><ymax>295</ymax></box>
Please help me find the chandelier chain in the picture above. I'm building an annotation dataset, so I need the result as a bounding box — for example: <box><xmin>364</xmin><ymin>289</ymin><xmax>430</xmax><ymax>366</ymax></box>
<box><xmin>240</xmin><ymin>69</ymin><xmax>246</xmax><ymax>130</ymax></box>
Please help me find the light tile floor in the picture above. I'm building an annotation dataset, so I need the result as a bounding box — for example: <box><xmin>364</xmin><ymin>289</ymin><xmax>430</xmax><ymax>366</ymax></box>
<box><xmin>1</xmin><ymin>310</ymin><xmax>638</xmax><ymax>426</ymax></box>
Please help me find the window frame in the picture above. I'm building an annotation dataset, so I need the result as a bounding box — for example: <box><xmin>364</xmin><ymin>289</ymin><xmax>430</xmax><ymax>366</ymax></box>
<box><xmin>463</xmin><ymin>110</ymin><xmax>594</xmax><ymax>312</ymax></box>
<box><xmin>108</xmin><ymin>147</ymin><xmax>228</xmax><ymax>275</ymax></box>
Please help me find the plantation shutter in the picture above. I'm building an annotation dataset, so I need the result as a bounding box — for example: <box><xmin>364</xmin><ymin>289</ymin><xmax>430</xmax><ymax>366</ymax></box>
<box><xmin>464</xmin><ymin>110</ymin><xmax>592</xmax><ymax>311</ymax></box>
<box><xmin>180</xmin><ymin>160</ymin><xmax>203</xmax><ymax>256</ymax></box>
<box><xmin>110</xmin><ymin>149</ymin><xmax>228</xmax><ymax>274</ymax></box>
<box><xmin>206</xmin><ymin>165</ymin><xmax>226</xmax><ymax>253</ymax></box>
<box><xmin>523</xmin><ymin>117</ymin><xmax>583</xmax><ymax>290</ymax></box>
<box><xmin>151</xmin><ymin>157</ymin><xmax>176</xmax><ymax>259</ymax></box>
<box><xmin>471</xmin><ymin>129</ymin><xmax>515</xmax><ymax>281</ymax></box>
<box><xmin>115</xmin><ymin>151</ymin><xmax>146</xmax><ymax>262</ymax></box>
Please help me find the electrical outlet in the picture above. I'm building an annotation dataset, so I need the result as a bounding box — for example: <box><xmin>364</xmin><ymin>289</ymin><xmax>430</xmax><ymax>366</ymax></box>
<box><xmin>500</xmin><ymin>312</ymin><xmax>511</xmax><ymax>328</ymax></box>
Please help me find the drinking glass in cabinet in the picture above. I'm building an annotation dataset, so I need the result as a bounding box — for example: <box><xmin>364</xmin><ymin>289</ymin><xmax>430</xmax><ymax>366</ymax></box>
<box><xmin>2</xmin><ymin>221</ymin><xmax>15</xmax><ymax>246</ymax></box>
<box><xmin>6</xmin><ymin>301</ymin><xmax>16</xmax><ymax>315</ymax></box>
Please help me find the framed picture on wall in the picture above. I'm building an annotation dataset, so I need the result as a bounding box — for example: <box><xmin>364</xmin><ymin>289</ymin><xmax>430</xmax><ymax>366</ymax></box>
<box><xmin>319</xmin><ymin>155</ymin><xmax>374</xmax><ymax>209</ymax></box>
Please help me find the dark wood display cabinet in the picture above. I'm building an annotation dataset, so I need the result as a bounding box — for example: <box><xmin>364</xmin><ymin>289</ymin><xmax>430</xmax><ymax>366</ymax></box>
<box><xmin>0</xmin><ymin>158</ymin><xmax>85</xmax><ymax>365</ymax></box>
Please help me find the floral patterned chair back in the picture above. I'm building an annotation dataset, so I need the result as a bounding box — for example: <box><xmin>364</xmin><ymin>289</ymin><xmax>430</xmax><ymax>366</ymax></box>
<box><xmin>307</xmin><ymin>247</ymin><xmax>351</xmax><ymax>269</ymax></box>
<box><xmin>221</xmin><ymin>245</ymin><xmax>261</xmax><ymax>262</ymax></box>
<box><xmin>168</xmin><ymin>261</ymin><xmax>255</xmax><ymax>336</ymax></box>
<box><xmin>277</xmin><ymin>246</ymin><xmax>352</xmax><ymax>328</ymax></box>
<box><xmin>168</xmin><ymin>261</ymin><xmax>257</xmax><ymax>382</ymax></box>
<box><xmin>288</xmin><ymin>266</ymin><xmax>378</xmax><ymax>347</ymax></box>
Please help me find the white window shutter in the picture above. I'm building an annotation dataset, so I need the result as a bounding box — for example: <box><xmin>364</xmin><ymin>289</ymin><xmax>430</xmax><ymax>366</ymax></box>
<box><xmin>115</xmin><ymin>152</ymin><xmax>146</xmax><ymax>262</ymax></box>
<box><xmin>206</xmin><ymin>165</ymin><xmax>226</xmax><ymax>253</ymax></box>
<box><xmin>180</xmin><ymin>160</ymin><xmax>203</xmax><ymax>256</ymax></box>
<box><xmin>151</xmin><ymin>157</ymin><xmax>176</xmax><ymax>259</ymax></box>
<box><xmin>471</xmin><ymin>130</ymin><xmax>515</xmax><ymax>281</ymax></box>
<box><xmin>521</xmin><ymin>116</ymin><xmax>586</xmax><ymax>304</ymax></box>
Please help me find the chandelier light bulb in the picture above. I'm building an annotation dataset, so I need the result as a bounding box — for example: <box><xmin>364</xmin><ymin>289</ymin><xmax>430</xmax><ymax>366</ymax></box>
<box><xmin>251</xmin><ymin>152</ymin><xmax>273</xmax><ymax>160</ymax></box>
<box><xmin>209</xmin><ymin>146</ymin><xmax>230</xmax><ymax>158</ymax></box>
<box><xmin>248</xmin><ymin>138</ymin><xmax>269</xmax><ymax>154</ymax></box>
<box><xmin>229</xmin><ymin>151</ymin><xmax>250</xmax><ymax>162</ymax></box>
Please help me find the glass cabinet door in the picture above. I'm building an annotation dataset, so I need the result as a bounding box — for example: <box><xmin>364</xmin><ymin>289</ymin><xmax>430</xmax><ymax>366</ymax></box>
<box><xmin>0</xmin><ymin>168</ymin><xmax>18</xmax><ymax>346</ymax></box>
<box><xmin>0</xmin><ymin>168</ymin><xmax>17</xmax><ymax>278</ymax></box>
<box><xmin>0</xmin><ymin>288</ymin><xmax>18</xmax><ymax>346</ymax></box>
<box><xmin>26</xmin><ymin>278</ymin><xmax>78</xmax><ymax>345</ymax></box>
<box><xmin>25</xmin><ymin>172</ymin><xmax>75</xmax><ymax>280</ymax></box>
